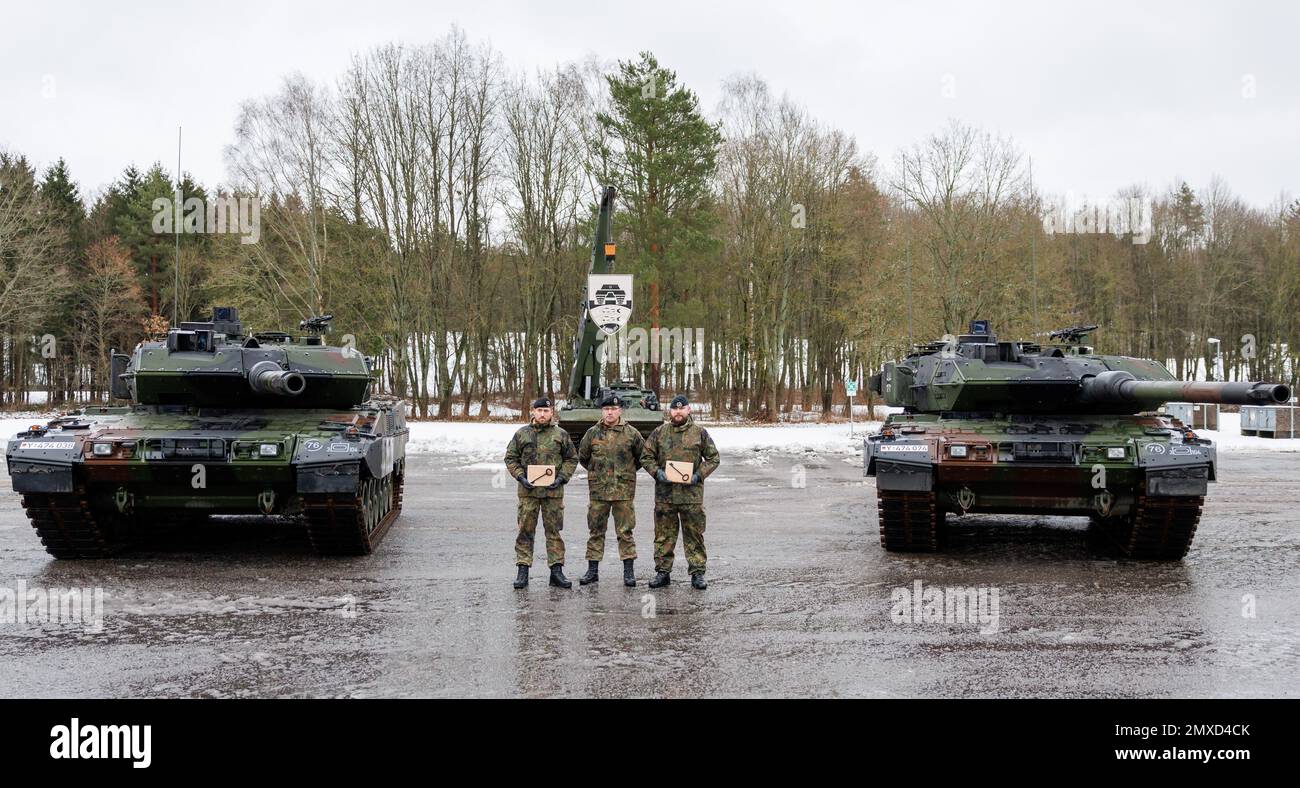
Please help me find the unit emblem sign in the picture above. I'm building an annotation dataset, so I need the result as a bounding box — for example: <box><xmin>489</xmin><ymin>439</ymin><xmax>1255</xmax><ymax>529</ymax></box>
<box><xmin>587</xmin><ymin>275</ymin><xmax>633</xmax><ymax>336</ymax></box>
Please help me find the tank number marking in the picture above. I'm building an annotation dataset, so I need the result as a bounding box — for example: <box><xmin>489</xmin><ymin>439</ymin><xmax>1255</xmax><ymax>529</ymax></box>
<box><xmin>879</xmin><ymin>444</ymin><xmax>929</xmax><ymax>453</ymax></box>
<box><xmin>1145</xmin><ymin>444</ymin><xmax>1167</xmax><ymax>455</ymax></box>
<box><xmin>304</xmin><ymin>440</ymin><xmax>323</xmax><ymax>452</ymax></box>
<box><xmin>18</xmin><ymin>442</ymin><xmax>75</xmax><ymax>450</ymax></box>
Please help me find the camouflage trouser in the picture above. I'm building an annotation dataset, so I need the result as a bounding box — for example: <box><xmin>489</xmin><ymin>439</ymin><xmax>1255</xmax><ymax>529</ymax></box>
<box><xmin>515</xmin><ymin>498</ymin><xmax>565</xmax><ymax>566</ymax></box>
<box><xmin>653</xmin><ymin>503</ymin><xmax>706</xmax><ymax>575</ymax></box>
<box><xmin>586</xmin><ymin>499</ymin><xmax>637</xmax><ymax>561</ymax></box>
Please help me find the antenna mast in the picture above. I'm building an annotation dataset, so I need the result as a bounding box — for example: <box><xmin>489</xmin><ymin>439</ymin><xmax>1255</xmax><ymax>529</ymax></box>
<box><xmin>174</xmin><ymin>126</ymin><xmax>181</xmax><ymax>325</ymax></box>
<box><xmin>906</xmin><ymin>237</ymin><xmax>913</xmax><ymax>347</ymax></box>
<box><xmin>1029</xmin><ymin>157</ymin><xmax>1038</xmax><ymax>335</ymax></box>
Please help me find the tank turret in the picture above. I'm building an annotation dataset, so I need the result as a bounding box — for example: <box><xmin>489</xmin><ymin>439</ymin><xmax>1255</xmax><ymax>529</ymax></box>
<box><xmin>868</xmin><ymin>321</ymin><xmax>1290</xmax><ymax>415</ymax></box>
<box><xmin>119</xmin><ymin>308</ymin><xmax>371</xmax><ymax>408</ymax></box>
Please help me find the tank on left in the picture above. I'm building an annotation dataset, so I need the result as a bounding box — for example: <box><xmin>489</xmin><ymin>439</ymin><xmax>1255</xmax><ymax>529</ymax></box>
<box><xmin>4</xmin><ymin>307</ymin><xmax>408</xmax><ymax>557</ymax></box>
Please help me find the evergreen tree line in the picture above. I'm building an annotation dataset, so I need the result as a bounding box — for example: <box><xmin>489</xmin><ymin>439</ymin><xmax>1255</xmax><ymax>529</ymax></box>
<box><xmin>2</xmin><ymin>28</ymin><xmax>1297</xmax><ymax>418</ymax></box>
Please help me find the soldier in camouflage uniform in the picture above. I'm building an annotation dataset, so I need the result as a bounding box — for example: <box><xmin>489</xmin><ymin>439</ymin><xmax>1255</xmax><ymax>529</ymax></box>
<box><xmin>640</xmin><ymin>394</ymin><xmax>720</xmax><ymax>590</ymax></box>
<box><xmin>577</xmin><ymin>391</ymin><xmax>645</xmax><ymax>587</ymax></box>
<box><xmin>504</xmin><ymin>398</ymin><xmax>579</xmax><ymax>588</ymax></box>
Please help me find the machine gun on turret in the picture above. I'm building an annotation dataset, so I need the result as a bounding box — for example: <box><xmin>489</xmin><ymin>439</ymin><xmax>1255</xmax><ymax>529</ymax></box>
<box><xmin>1048</xmin><ymin>324</ymin><xmax>1099</xmax><ymax>344</ymax></box>
<box><xmin>300</xmin><ymin>314</ymin><xmax>333</xmax><ymax>335</ymax></box>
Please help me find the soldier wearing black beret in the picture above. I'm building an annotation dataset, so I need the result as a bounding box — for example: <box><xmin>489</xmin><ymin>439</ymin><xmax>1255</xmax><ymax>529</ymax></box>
<box><xmin>640</xmin><ymin>394</ymin><xmax>720</xmax><ymax>589</ymax></box>
<box><xmin>504</xmin><ymin>397</ymin><xmax>578</xmax><ymax>588</ymax></box>
<box><xmin>576</xmin><ymin>391</ymin><xmax>645</xmax><ymax>586</ymax></box>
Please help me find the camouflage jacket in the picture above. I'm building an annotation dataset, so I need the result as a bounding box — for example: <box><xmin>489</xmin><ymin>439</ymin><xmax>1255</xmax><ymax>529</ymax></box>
<box><xmin>504</xmin><ymin>420</ymin><xmax>578</xmax><ymax>499</ymax></box>
<box><xmin>640</xmin><ymin>417</ymin><xmax>720</xmax><ymax>505</ymax></box>
<box><xmin>578</xmin><ymin>418</ymin><xmax>645</xmax><ymax>501</ymax></box>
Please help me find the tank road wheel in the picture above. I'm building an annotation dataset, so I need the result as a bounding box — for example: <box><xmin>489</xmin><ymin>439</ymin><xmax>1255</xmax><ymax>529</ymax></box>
<box><xmin>1103</xmin><ymin>493</ymin><xmax>1203</xmax><ymax>560</ymax></box>
<box><xmin>877</xmin><ymin>489</ymin><xmax>945</xmax><ymax>552</ymax></box>
<box><xmin>301</xmin><ymin>471</ymin><xmax>400</xmax><ymax>556</ymax></box>
<box><xmin>20</xmin><ymin>492</ymin><xmax>125</xmax><ymax>559</ymax></box>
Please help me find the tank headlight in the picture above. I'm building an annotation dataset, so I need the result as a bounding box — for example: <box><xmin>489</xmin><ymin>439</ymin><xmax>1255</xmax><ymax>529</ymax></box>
<box><xmin>950</xmin><ymin>445</ymin><xmax>968</xmax><ymax>458</ymax></box>
<box><xmin>259</xmin><ymin>443</ymin><xmax>279</xmax><ymax>457</ymax></box>
<box><xmin>92</xmin><ymin>442</ymin><xmax>113</xmax><ymax>456</ymax></box>
<box><xmin>1107</xmin><ymin>447</ymin><xmax>1126</xmax><ymax>459</ymax></box>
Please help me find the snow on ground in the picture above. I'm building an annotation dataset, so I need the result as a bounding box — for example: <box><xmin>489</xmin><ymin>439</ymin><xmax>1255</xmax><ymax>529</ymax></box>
<box><xmin>0</xmin><ymin>416</ymin><xmax>53</xmax><ymax>442</ymax></box>
<box><xmin>441</xmin><ymin>402</ymin><xmax>521</xmax><ymax>418</ymax></box>
<box><xmin>1200</xmin><ymin>411</ymin><xmax>1300</xmax><ymax>453</ymax></box>
<box><xmin>403</xmin><ymin>420</ymin><xmax>876</xmax><ymax>466</ymax></box>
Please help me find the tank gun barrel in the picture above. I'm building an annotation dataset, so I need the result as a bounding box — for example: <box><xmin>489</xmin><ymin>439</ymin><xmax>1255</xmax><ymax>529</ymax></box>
<box><xmin>1080</xmin><ymin>371</ymin><xmax>1290</xmax><ymax>406</ymax></box>
<box><xmin>248</xmin><ymin>360</ymin><xmax>306</xmax><ymax>397</ymax></box>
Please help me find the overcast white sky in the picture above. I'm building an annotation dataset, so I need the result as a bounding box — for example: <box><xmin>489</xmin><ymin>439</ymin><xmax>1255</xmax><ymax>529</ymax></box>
<box><xmin>2</xmin><ymin>0</ymin><xmax>1297</xmax><ymax>208</ymax></box>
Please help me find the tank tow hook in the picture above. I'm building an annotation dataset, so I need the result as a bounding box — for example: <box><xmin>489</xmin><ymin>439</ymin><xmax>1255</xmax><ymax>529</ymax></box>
<box><xmin>258</xmin><ymin>490</ymin><xmax>276</xmax><ymax>515</ymax></box>
<box><xmin>1093</xmin><ymin>490</ymin><xmax>1114</xmax><ymax>517</ymax></box>
<box><xmin>114</xmin><ymin>487</ymin><xmax>134</xmax><ymax>514</ymax></box>
<box><xmin>957</xmin><ymin>486</ymin><xmax>975</xmax><ymax>513</ymax></box>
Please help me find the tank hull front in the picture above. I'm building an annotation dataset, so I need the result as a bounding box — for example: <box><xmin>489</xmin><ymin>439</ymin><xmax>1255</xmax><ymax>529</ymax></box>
<box><xmin>865</xmin><ymin>412</ymin><xmax>1215</xmax><ymax>557</ymax></box>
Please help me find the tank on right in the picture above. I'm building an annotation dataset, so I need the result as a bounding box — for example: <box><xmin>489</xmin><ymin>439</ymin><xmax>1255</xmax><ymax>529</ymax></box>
<box><xmin>863</xmin><ymin>320</ymin><xmax>1292</xmax><ymax>559</ymax></box>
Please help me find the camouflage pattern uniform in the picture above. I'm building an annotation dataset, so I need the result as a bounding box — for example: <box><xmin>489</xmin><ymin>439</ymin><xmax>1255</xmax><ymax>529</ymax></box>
<box><xmin>640</xmin><ymin>416</ymin><xmax>720</xmax><ymax>575</ymax></box>
<box><xmin>504</xmin><ymin>420</ymin><xmax>578</xmax><ymax>566</ymax></box>
<box><xmin>578</xmin><ymin>417</ymin><xmax>645</xmax><ymax>561</ymax></box>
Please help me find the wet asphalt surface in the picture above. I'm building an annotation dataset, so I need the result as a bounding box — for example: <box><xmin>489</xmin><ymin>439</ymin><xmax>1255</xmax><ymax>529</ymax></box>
<box><xmin>1</xmin><ymin>447</ymin><xmax>1298</xmax><ymax>698</ymax></box>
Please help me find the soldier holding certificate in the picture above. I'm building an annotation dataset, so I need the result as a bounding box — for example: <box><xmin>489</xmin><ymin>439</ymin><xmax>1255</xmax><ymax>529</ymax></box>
<box><xmin>640</xmin><ymin>394</ymin><xmax>720</xmax><ymax>589</ymax></box>
<box><xmin>505</xmin><ymin>397</ymin><xmax>579</xmax><ymax>588</ymax></box>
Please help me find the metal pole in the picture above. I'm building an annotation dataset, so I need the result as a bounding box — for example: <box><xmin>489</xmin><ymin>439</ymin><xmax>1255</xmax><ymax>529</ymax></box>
<box><xmin>906</xmin><ymin>239</ymin><xmax>913</xmax><ymax>347</ymax></box>
<box><xmin>1216</xmin><ymin>343</ymin><xmax>1223</xmax><ymax>431</ymax></box>
<box><xmin>174</xmin><ymin>126</ymin><xmax>181</xmax><ymax>326</ymax></box>
<box><xmin>1030</xmin><ymin>157</ymin><xmax>1038</xmax><ymax>334</ymax></box>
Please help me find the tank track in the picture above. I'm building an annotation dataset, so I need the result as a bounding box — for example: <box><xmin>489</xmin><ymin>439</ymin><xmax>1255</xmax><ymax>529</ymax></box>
<box><xmin>301</xmin><ymin>469</ymin><xmax>403</xmax><ymax>556</ymax></box>
<box><xmin>877</xmin><ymin>489</ymin><xmax>945</xmax><ymax>552</ymax></box>
<box><xmin>1104</xmin><ymin>493</ymin><xmax>1203</xmax><ymax>560</ymax></box>
<box><xmin>20</xmin><ymin>491</ymin><xmax>124</xmax><ymax>558</ymax></box>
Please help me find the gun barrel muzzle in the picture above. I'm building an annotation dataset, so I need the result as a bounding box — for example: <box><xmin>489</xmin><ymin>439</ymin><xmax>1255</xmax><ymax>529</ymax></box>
<box><xmin>248</xmin><ymin>361</ymin><xmax>306</xmax><ymax>397</ymax></box>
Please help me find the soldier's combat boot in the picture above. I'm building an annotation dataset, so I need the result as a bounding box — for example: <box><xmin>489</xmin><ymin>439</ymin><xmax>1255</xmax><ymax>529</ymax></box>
<box><xmin>648</xmin><ymin>570</ymin><xmax>671</xmax><ymax>588</ymax></box>
<box><xmin>513</xmin><ymin>566</ymin><xmax>529</xmax><ymax>589</ymax></box>
<box><xmin>623</xmin><ymin>558</ymin><xmax>636</xmax><ymax>587</ymax></box>
<box><xmin>579</xmin><ymin>560</ymin><xmax>599</xmax><ymax>585</ymax></box>
<box><xmin>549</xmin><ymin>563</ymin><xmax>572</xmax><ymax>589</ymax></box>
<box><xmin>691</xmin><ymin>573</ymin><xmax>707</xmax><ymax>590</ymax></box>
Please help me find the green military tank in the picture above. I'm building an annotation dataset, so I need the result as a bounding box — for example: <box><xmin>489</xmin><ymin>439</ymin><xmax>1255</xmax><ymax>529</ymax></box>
<box><xmin>864</xmin><ymin>321</ymin><xmax>1290</xmax><ymax>559</ymax></box>
<box><xmin>557</xmin><ymin>186</ymin><xmax>662</xmax><ymax>442</ymax></box>
<box><xmin>5</xmin><ymin>308</ymin><xmax>408</xmax><ymax>557</ymax></box>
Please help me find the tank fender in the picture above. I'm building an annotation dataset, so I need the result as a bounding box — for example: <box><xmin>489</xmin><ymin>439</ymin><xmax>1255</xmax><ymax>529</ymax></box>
<box><xmin>875</xmin><ymin>459</ymin><xmax>933</xmax><ymax>492</ymax></box>
<box><xmin>1146</xmin><ymin>467</ymin><xmax>1210</xmax><ymax>497</ymax></box>
<box><xmin>296</xmin><ymin>461</ymin><xmax>361</xmax><ymax>494</ymax></box>
<box><xmin>871</xmin><ymin>439</ymin><xmax>934</xmax><ymax>491</ymax></box>
<box><xmin>363</xmin><ymin>435</ymin><xmax>401</xmax><ymax>478</ymax></box>
<box><xmin>6</xmin><ymin>439</ymin><xmax>80</xmax><ymax>493</ymax></box>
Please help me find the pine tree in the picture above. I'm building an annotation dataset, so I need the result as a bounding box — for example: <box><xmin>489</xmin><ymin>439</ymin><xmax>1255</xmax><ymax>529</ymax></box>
<box><xmin>39</xmin><ymin>159</ymin><xmax>88</xmax><ymax>404</ymax></box>
<box><xmin>40</xmin><ymin>159</ymin><xmax>86</xmax><ymax>260</ymax></box>
<box><xmin>594</xmin><ymin>51</ymin><xmax>721</xmax><ymax>391</ymax></box>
